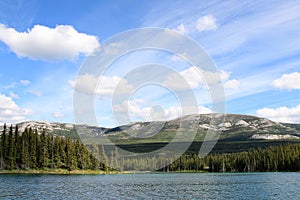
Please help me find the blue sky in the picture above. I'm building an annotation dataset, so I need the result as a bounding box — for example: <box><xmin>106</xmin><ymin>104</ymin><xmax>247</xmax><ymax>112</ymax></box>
<box><xmin>0</xmin><ymin>0</ymin><xmax>300</xmax><ymax>126</ymax></box>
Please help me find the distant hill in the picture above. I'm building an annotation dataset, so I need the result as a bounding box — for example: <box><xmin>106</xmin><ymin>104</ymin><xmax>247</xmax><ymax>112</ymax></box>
<box><xmin>1</xmin><ymin>114</ymin><xmax>299</xmax><ymax>144</ymax></box>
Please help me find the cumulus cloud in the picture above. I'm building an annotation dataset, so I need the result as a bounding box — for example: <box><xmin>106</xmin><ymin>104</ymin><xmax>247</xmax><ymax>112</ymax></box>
<box><xmin>256</xmin><ymin>104</ymin><xmax>300</xmax><ymax>123</ymax></box>
<box><xmin>196</xmin><ymin>15</ymin><xmax>218</xmax><ymax>32</ymax></box>
<box><xmin>113</xmin><ymin>98</ymin><xmax>211</xmax><ymax>122</ymax></box>
<box><xmin>69</xmin><ymin>73</ymin><xmax>133</xmax><ymax>97</ymax></box>
<box><xmin>113</xmin><ymin>99</ymin><xmax>148</xmax><ymax>119</ymax></box>
<box><xmin>102</xmin><ymin>42</ymin><xmax>124</xmax><ymax>55</ymax></box>
<box><xmin>173</xmin><ymin>23</ymin><xmax>187</xmax><ymax>34</ymax></box>
<box><xmin>53</xmin><ymin>111</ymin><xmax>64</xmax><ymax>118</ymax></box>
<box><xmin>164</xmin><ymin>66</ymin><xmax>239</xmax><ymax>90</ymax></box>
<box><xmin>0</xmin><ymin>24</ymin><xmax>100</xmax><ymax>60</ymax></box>
<box><xmin>164</xmin><ymin>105</ymin><xmax>212</xmax><ymax>119</ymax></box>
<box><xmin>272</xmin><ymin>72</ymin><xmax>300</xmax><ymax>90</ymax></box>
<box><xmin>0</xmin><ymin>94</ymin><xmax>33</xmax><ymax>124</ymax></box>
<box><xmin>20</xmin><ymin>79</ymin><xmax>31</xmax><ymax>86</ymax></box>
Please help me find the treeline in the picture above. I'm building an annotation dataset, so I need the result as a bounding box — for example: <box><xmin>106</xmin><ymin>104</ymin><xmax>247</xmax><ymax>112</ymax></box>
<box><xmin>0</xmin><ymin>124</ymin><xmax>102</xmax><ymax>171</ymax></box>
<box><xmin>205</xmin><ymin>143</ymin><xmax>300</xmax><ymax>172</ymax></box>
<box><xmin>115</xmin><ymin>143</ymin><xmax>300</xmax><ymax>172</ymax></box>
<box><xmin>157</xmin><ymin>143</ymin><xmax>300</xmax><ymax>172</ymax></box>
<box><xmin>1</xmin><ymin>124</ymin><xmax>300</xmax><ymax>172</ymax></box>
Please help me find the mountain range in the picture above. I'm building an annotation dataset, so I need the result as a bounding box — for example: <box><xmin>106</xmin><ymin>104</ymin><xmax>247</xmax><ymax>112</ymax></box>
<box><xmin>2</xmin><ymin>114</ymin><xmax>299</xmax><ymax>144</ymax></box>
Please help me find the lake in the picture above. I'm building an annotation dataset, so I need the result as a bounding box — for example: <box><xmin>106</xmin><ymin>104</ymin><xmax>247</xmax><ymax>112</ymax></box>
<box><xmin>0</xmin><ymin>173</ymin><xmax>299</xmax><ymax>199</ymax></box>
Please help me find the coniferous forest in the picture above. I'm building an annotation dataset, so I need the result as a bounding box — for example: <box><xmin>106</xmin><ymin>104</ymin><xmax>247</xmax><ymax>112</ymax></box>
<box><xmin>161</xmin><ymin>143</ymin><xmax>300</xmax><ymax>172</ymax></box>
<box><xmin>0</xmin><ymin>124</ymin><xmax>300</xmax><ymax>172</ymax></box>
<box><xmin>0</xmin><ymin>124</ymin><xmax>101</xmax><ymax>171</ymax></box>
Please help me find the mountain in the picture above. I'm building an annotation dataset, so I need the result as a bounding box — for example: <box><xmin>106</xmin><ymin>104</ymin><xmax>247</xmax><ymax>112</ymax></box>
<box><xmin>2</xmin><ymin>121</ymin><xmax>107</xmax><ymax>139</ymax></box>
<box><xmin>1</xmin><ymin>114</ymin><xmax>299</xmax><ymax>143</ymax></box>
<box><xmin>82</xmin><ymin>114</ymin><xmax>300</xmax><ymax>144</ymax></box>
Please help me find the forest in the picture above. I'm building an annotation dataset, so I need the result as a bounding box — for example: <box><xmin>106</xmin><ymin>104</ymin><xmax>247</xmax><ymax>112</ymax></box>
<box><xmin>0</xmin><ymin>125</ymin><xmax>299</xmax><ymax>172</ymax></box>
<box><xmin>159</xmin><ymin>143</ymin><xmax>300</xmax><ymax>172</ymax></box>
<box><xmin>0</xmin><ymin>124</ymin><xmax>102</xmax><ymax>171</ymax></box>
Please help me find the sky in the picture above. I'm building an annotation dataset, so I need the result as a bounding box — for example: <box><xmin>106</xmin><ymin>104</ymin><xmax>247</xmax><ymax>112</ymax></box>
<box><xmin>0</xmin><ymin>0</ymin><xmax>300</xmax><ymax>127</ymax></box>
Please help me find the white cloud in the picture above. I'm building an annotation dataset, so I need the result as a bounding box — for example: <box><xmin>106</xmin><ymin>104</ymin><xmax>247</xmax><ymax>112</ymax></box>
<box><xmin>224</xmin><ymin>79</ymin><xmax>240</xmax><ymax>90</ymax></box>
<box><xmin>164</xmin><ymin>105</ymin><xmax>212</xmax><ymax>120</ymax></box>
<box><xmin>196</xmin><ymin>15</ymin><xmax>218</xmax><ymax>32</ymax></box>
<box><xmin>102</xmin><ymin>42</ymin><xmax>124</xmax><ymax>55</ymax></box>
<box><xmin>20</xmin><ymin>79</ymin><xmax>31</xmax><ymax>86</ymax></box>
<box><xmin>177</xmin><ymin>66</ymin><xmax>203</xmax><ymax>89</ymax></box>
<box><xmin>256</xmin><ymin>104</ymin><xmax>300</xmax><ymax>123</ymax></box>
<box><xmin>9</xmin><ymin>91</ymin><xmax>19</xmax><ymax>99</ymax></box>
<box><xmin>0</xmin><ymin>94</ymin><xmax>33</xmax><ymax>124</ymax></box>
<box><xmin>0</xmin><ymin>24</ymin><xmax>100</xmax><ymax>60</ymax></box>
<box><xmin>113</xmin><ymin>98</ymin><xmax>211</xmax><ymax>122</ymax></box>
<box><xmin>272</xmin><ymin>72</ymin><xmax>300</xmax><ymax>90</ymax></box>
<box><xmin>164</xmin><ymin>66</ymin><xmax>239</xmax><ymax>90</ymax></box>
<box><xmin>171</xmin><ymin>15</ymin><xmax>217</xmax><ymax>35</ymax></box>
<box><xmin>173</xmin><ymin>23</ymin><xmax>187</xmax><ymax>34</ymax></box>
<box><xmin>69</xmin><ymin>73</ymin><xmax>133</xmax><ymax>97</ymax></box>
<box><xmin>30</xmin><ymin>90</ymin><xmax>42</xmax><ymax>97</ymax></box>
<box><xmin>53</xmin><ymin>111</ymin><xmax>64</xmax><ymax>118</ymax></box>
<box><xmin>113</xmin><ymin>99</ymin><xmax>146</xmax><ymax>119</ymax></box>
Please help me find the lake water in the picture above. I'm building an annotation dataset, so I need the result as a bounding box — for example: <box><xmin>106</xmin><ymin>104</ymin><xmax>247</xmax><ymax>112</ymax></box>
<box><xmin>0</xmin><ymin>173</ymin><xmax>299</xmax><ymax>199</ymax></box>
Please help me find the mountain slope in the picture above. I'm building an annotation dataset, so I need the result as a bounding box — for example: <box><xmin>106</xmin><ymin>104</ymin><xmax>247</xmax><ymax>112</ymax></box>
<box><xmin>102</xmin><ymin>114</ymin><xmax>300</xmax><ymax>144</ymax></box>
<box><xmin>1</xmin><ymin>114</ymin><xmax>299</xmax><ymax>144</ymax></box>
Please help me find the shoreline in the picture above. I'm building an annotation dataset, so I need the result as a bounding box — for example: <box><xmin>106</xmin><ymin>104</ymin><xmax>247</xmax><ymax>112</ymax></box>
<box><xmin>1</xmin><ymin>169</ymin><xmax>298</xmax><ymax>175</ymax></box>
<box><xmin>0</xmin><ymin>169</ymin><xmax>129</xmax><ymax>175</ymax></box>
<box><xmin>0</xmin><ymin>169</ymin><xmax>209</xmax><ymax>175</ymax></box>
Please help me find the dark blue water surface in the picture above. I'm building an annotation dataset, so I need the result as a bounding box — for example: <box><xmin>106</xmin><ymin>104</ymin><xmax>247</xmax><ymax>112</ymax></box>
<box><xmin>0</xmin><ymin>172</ymin><xmax>299</xmax><ymax>199</ymax></box>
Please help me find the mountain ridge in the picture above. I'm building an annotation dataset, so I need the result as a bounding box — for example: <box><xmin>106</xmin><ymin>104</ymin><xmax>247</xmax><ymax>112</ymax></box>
<box><xmin>1</xmin><ymin>113</ymin><xmax>299</xmax><ymax>143</ymax></box>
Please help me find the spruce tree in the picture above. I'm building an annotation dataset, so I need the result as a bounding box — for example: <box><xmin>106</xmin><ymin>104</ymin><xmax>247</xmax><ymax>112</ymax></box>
<box><xmin>38</xmin><ymin>130</ymin><xmax>48</xmax><ymax>169</ymax></box>
<box><xmin>14</xmin><ymin>125</ymin><xmax>21</xmax><ymax>169</ymax></box>
<box><xmin>65</xmin><ymin>138</ymin><xmax>77</xmax><ymax>170</ymax></box>
<box><xmin>90</xmin><ymin>144</ymin><xmax>100</xmax><ymax>170</ymax></box>
<box><xmin>53</xmin><ymin>136</ymin><xmax>61</xmax><ymax>168</ymax></box>
<box><xmin>59</xmin><ymin>137</ymin><xmax>66</xmax><ymax>168</ymax></box>
<box><xmin>28</xmin><ymin>128</ymin><xmax>37</xmax><ymax>169</ymax></box>
<box><xmin>7</xmin><ymin>125</ymin><xmax>15</xmax><ymax>169</ymax></box>
<box><xmin>21</xmin><ymin>128</ymin><xmax>30</xmax><ymax>169</ymax></box>
<box><xmin>75</xmin><ymin>139</ymin><xmax>83</xmax><ymax>169</ymax></box>
<box><xmin>101</xmin><ymin>145</ymin><xmax>109</xmax><ymax>172</ymax></box>
<box><xmin>1</xmin><ymin>124</ymin><xmax>7</xmax><ymax>169</ymax></box>
<box><xmin>47</xmin><ymin>135</ymin><xmax>54</xmax><ymax>169</ymax></box>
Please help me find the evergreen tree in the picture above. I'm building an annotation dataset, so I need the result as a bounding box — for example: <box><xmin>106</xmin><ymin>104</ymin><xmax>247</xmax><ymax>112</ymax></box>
<box><xmin>59</xmin><ymin>137</ymin><xmax>66</xmax><ymax>167</ymax></box>
<box><xmin>0</xmin><ymin>124</ymin><xmax>7</xmax><ymax>169</ymax></box>
<box><xmin>38</xmin><ymin>130</ymin><xmax>48</xmax><ymax>168</ymax></box>
<box><xmin>53</xmin><ymin>136</ymin><xmax>62</xmax><ymax>168</ymax></box>
<box><xmin>21</xmin><ymin>128</ymin><xmax>30</xmax><ymax>169</ymax></box>
<box><xmin>75</xmin><ymin>139</ymin><xmax>83</xmax><ymax>169</ymax></box>
<box><xmin>47</xmin><ymin>135</ymin><xmax>54</xmax><ymax>168</ymax></box>
<box><xmin>7</xmin><ymin>125</ymin><xmax>15</xmax><ymax>169</ymax></box>
<box><xmin>114</xmin><ymin>147</ymin><xmax>119</xmax><ymax>170</ymax></box>
<box><xmin>28</xmin><ymin>128</ymin><xmax>37</xmax><ymax>169</ymax></box>
<box><xmin>65</xmin><ymin>138</ymin><xmax>77</xmax><ymax>170</ymax></box>
<box><xmin>101</xmin><ymin>145</ymin><xmax>109</xmax><ymax>172</ymax></box>
<box><xmin>14</xmin><ymin>125</ymin><xmax>21</xmax><ymax>169</ymax></box>
<box><xmin>90</xmin><ymin>144</ymin><xmax>100</xmax><ymax>170</ymax></box>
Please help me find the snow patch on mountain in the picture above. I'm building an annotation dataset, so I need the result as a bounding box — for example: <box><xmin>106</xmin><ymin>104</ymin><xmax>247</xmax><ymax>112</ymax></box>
<box><xmin>235</xmin><ymin>120</ymin><xmax>249</xmax><ymax>126</ymax></box>
<box><xmin>251</xmin><ymin>134</ymin><xmax>299</xmax><ymax>140</ymax></box>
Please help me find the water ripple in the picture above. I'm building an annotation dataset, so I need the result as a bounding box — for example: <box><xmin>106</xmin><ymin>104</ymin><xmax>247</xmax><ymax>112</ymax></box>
<box><xmin>0</xmin><ymin>173</ymin><xmax>299</xmax><ymax>199</ymax></box>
